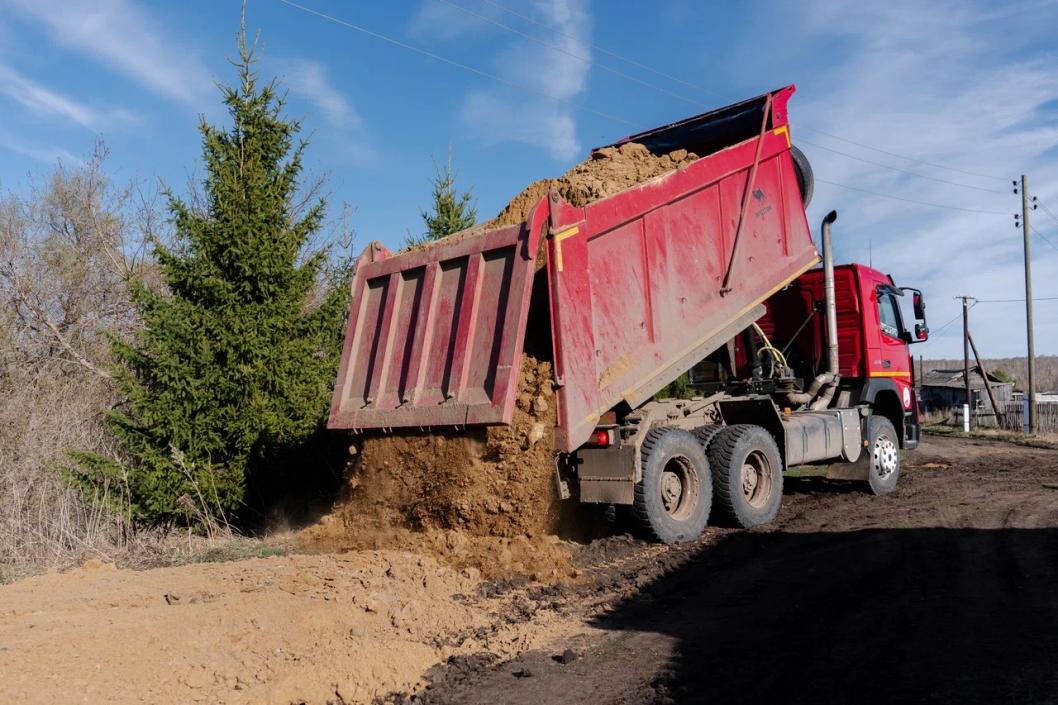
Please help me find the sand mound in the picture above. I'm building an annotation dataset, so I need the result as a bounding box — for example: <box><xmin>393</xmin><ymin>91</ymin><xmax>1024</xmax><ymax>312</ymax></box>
<box><xmin>0</xmin><ymin>550</ymin><xmax>544</xmax><ymax>705</ymax></box>
<box><xmin>301</xmin><ymin>356</ymin><xmax>572</xmax><ymax>580</ymax></box>
<box><xmin>487</xmin><ymin>142</ymin><xmax>698</xmax><ymax>228</ymax></box>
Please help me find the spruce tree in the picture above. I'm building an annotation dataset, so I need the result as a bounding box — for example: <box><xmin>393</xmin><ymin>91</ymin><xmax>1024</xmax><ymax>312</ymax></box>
<box><xmin>406</xmin><ymin>150</ymin><xmax>477</xmax><ymax>248</ymax></box>
<box><xmin>70</xmin><ymin>31</ymin><xmax>348</xmax><ymax>526</ymax></box>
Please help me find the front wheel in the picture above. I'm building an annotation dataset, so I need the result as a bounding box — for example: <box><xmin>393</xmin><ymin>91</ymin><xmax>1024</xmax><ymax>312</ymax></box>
<box><xmin>865</xmin><ymin>416</ymin><xmax>901</xmax><ymax>496</ymax></box>
<box><xmin>632</xmin><ymin>427</ymin><xmax>712</xmax><ymax>544</ymax></box>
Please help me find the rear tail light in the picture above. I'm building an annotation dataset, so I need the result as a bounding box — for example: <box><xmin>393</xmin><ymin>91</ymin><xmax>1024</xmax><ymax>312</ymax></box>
<box><xmin>587</xmin><ymin>429</ymin><xmax>615</xmax><ymax>447</ymax></box>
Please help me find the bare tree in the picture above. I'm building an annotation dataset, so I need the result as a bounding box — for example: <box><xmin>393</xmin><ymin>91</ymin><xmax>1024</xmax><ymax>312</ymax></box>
<box><xmin>0</xmin><ymin>144</ymin><xmax>158</xmax><ymax>570</ymax></box>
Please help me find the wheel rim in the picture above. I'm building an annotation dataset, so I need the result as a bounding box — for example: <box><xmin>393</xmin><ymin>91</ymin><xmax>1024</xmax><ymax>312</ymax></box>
<box><xmin>741</xmin><ymin>450</ymin><xmax>774</xmax><ymax>509</ymax></box>
<box><xmin>660</xmin><ymin>455</ymin><xmax>699</xmax><ymax>521</ymax></box>
<box><xmin>873</xmin><ymin>434</ymin><xmax>899</xmax><ymax>480</ymax></box>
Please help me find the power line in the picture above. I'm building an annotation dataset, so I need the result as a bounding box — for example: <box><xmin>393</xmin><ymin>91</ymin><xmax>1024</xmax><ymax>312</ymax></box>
<box><xmin>435</xmin><ymin>0</ymin><xmax>700</xmax><ymax>108</ymax></box>
<box><xmin>473</xmin><ymin>0</ymin><xmax>1009</xmax><ymax>184</ymax></box>
<box><xmin>1031</xmin><ymin>225</ymin><xmax>1058</xmax><ymax>255</ymax></box>
<box><xmin>274</xmin><ymin>0</ymin><xmax>634</xmax><ymax>127</ymax></box>
<box><xmin>976</xmin><ymin>296</ymin><xmax>1058</xmax><ymax>303</ymax></box>
<box><xmin>441</xmin><ymin>0</ymin><xmax>1014</xmax><ymax>203</ymax></box>
<box><xmin>799</xmin><ymin>138</ymin><xmax>1009</xmax><ymax>195</ymax></box>
<box><xmin>1038</xmin><ymin>199</ymin><xmax>1058</xmax><ymax>230</ymax></box>
<box><xmin>815</xmin><ymin>178</ymin><xmax>1011</xmax><ymax>215</ymax></box>
<box><xmin>475</xmin><ymin>0</ymin><xmax>728</xmax><ymax>102</ymax></box>
<box><xmin>932</xmin><ymin>303</ymin><xmax>976</xmax><ymax>335</ymax></box>
<box><xmin>281</xmin><ymin>0</ymin><xmax>1016</xmax><ymax>215</ymax></box>
<box><xmin>799</xmin><ymin>128</ymin><xmax>1009</xmax><ymax>183</ymax></box>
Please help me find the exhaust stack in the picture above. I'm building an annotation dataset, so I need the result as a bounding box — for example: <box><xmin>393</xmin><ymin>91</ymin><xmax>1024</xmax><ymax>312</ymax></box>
<box><xmin>809</xmin><ymin>210</ymin><xmax>840</xmax><ymax>410</ymax></box>
<box><xmin>821</xmin><ymin>210</ymin><xmax>839</xmax><ymax>376</ymax></box>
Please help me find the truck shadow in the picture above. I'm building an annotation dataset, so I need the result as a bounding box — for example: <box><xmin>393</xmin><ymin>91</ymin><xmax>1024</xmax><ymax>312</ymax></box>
<box><xmin>782</xmin><ymin>476</ymin><xmax>863</xmax><ymax>495</ymax></box>
<box><xmin>591</xmin><ymin>526</ymin><xmax>1058</xmax><ymax>704</ymax></box>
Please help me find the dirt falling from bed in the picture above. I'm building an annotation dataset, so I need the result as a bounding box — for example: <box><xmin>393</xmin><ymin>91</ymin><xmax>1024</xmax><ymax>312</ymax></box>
<box><xmin>300</xmin><ymin>356</ymin><xmax>573</xmax><ymax>580</ymax></box>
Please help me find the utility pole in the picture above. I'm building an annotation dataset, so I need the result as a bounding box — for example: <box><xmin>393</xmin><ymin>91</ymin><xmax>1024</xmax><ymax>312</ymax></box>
<box><xmin>1017</xmin><ymin>175</ymin><xmax>1038</xmax><ymax>433</ymax></box>
<box><xmin>959</xmin><ymin>295</ymin><xmax>973</xmax><ymax>431</ymax></box>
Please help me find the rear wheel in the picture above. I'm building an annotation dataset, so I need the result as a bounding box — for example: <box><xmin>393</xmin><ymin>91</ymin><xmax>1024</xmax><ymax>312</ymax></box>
<box><xmin>693</xmin><ymin>424</ymin><xmax>724</xmax><ymax>452</ymax></box>
<box><xmin>632</xmin><ymin>427</ymin><xmax>712</xmax><ymax>544</ymax></box>
<box><xmin>708</xmin><ymin>424</ymin><xmax>783</xmax><ymax>528</ymax></box>
<box><xmin>865</xmin><ymin>416</ymin><xmax>901</xmax><ymax>495</ymax></box>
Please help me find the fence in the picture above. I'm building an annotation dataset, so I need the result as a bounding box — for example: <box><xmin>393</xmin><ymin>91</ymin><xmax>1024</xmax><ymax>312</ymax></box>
<box><xmin>998</xmin><ymin>401</ymin><xmax>1058</xmax><ymax>433</ymax></box>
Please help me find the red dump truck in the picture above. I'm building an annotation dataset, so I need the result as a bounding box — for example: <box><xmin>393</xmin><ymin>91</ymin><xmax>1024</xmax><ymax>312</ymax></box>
<box><xmin>328</xmin><ymin>85</ymin><xmax>930</xmax><ymax>543</ymax></box>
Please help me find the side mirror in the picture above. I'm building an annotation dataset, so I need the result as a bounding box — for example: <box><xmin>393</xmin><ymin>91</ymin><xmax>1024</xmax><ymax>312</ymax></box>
<box><xmin>901</xmin><ymin>287</ymin><xmax>926</xmax><ymax>319</ymax></box>
<box><xmin>915</xmin><ymin>323</ymin><xmax>929</xmax><ymax>341</ymax></box>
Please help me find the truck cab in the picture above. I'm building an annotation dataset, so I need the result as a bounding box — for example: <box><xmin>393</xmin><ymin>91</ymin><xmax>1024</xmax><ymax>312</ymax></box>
<box><xmin>759</xmin><ymin>263</ymin><xmax>928</xmax><ymax>452</ymax></box>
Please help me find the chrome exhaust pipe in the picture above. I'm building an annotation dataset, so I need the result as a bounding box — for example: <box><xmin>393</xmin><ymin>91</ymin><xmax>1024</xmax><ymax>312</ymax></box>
<box><xmin>810</xmin><ymin>210</ymin><xmax>840</xmax><ymax>410</ymax></box>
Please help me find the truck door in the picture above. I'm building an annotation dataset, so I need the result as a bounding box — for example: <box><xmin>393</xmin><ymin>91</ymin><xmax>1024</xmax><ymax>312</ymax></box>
<box><xmin>870</xmin><ymin>283</ymin><xmax>914</xmax><ymax>406</ymax></box>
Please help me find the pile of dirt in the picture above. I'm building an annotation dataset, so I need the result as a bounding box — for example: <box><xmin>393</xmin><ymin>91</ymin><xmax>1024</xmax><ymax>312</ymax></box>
<box><xmin>301</xmin><ymin>356</ymin><xmax>573</xmax><ymax>580</ymax></box>
<box><xmin>0</xmin><ymin>550</ymin><xmax>573</xmax><ymax>705</ymax></box>
<box><xmin>486</xmin><ymin>142</ymin><xmax>699</xmax><ymax>228</ymax></box>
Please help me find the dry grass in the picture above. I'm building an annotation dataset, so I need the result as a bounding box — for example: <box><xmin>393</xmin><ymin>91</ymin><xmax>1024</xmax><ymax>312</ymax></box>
<box><xmin>0</xmin><ymin>147</ymin><xmax>157</xmax><ymax>571</ymax></box>
<box><xmin>0</xmin><ymin>531</ymin><xmax>296</xmax><ymax>584</ymax></box>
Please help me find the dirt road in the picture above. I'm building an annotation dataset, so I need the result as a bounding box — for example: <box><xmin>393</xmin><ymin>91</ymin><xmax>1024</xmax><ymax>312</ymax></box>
<box><xmin>2</xmin><ymin>435</ymin><xmax>1057</xmax><ymax>704</ymax></box>
<box><xmin>402</xmin><ymin>435</ymin><xmax>1058</xmax><ymax>705</ymax></box>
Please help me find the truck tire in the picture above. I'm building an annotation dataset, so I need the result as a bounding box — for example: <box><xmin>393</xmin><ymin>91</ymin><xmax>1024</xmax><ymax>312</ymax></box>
<box><xmin>790</xmin><ymin>144</ymin><xmax>814</xmax><ymax>207</ymax></box>
<box><xmin>632</xmin><ymin>427</ymin><xmax>712</xmax><ymax>544</ymax></box>
<box><xmin>708</xmin><ymin>424</ymin><xmax>783</xmax><ymax>528</ymax></box>
<box><xmin>693</xmin><ymin>424</ymin><xmax>724</xmax><ymax>452</ymax></box>
<box><xmin>865</xmin><ymin>416</ymin><xmax>901</xmax><ymax>496</ymax></box>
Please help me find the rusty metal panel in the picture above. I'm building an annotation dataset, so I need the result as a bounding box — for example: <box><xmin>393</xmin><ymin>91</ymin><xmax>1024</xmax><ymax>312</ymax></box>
<box><xmin>328</xmin><ymin>205</ymin><xmax>546</xmax><ymax>430</ymax></box>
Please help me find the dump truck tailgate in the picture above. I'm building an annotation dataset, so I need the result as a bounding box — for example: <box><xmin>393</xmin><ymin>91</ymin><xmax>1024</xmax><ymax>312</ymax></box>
<box><xmin>328</xmin><ymin>202</ymin><xmax>547</xmax><ymax>429</ymax></box>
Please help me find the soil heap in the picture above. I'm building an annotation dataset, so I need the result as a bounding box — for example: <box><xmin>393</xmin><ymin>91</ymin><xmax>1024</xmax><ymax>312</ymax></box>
<box><xmin>486</xmin><ymin>142</ymin><xmax>699</xmax><ymax>228</ymax></box>
<box><xmin>301</xmin><ymin>356</ymin><xmax>571</xmax><ymax>580</ymax></box>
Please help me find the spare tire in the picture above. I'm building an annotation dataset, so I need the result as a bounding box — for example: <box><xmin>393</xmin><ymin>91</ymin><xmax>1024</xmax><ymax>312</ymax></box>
<box><xmin>790</xmin><ymin>144</ymin><xmax>814</xmax><ymax>208</ymax></box>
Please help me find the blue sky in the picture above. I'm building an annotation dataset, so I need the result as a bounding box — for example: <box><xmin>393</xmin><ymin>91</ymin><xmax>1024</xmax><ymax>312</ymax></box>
<box><xmin>1</xmin><ymin>0</ymin><xmax>1057</xmax><ymax>359</ymax></box>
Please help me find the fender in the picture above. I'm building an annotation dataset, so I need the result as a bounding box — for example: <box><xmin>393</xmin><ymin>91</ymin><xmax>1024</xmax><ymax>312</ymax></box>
<box><xmin>858</xmin><ymin>377</ymin><xmax>902</xmax><ymax>405</ymax></box>
<box><xmin>857</xmin><ymin>378</ymin><xmax>918</xmax><ymax>450</ymax></box>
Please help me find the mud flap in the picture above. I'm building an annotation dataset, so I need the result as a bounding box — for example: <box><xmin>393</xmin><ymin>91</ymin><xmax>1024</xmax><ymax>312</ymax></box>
<box><xmin>576</xmin><ymin>445</ymin><xmax>636</xmax><ymax>504</ymax></box>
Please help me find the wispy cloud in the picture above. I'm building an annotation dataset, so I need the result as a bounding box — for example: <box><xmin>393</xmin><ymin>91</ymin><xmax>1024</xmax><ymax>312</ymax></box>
<box><xmin>0</xmin><ymin>128</ymin><xmax>83</xmax><ymax>166</ymax></box>
<box><xmin>416</xmin><ymin>0</ymin><xmax>593</xmax><ymax>161</ymax></box>
<box><xmin>2</xmin><ymin>0</ymin><xmax>214</xmax><ymax>109</ymax></box>
<box><xmin>277</xmin><ymin>57</ymin><xmax>373</xmax><ymax>163</ymax></box>
<box><xmin>408</xmin><ymin>0</ymin><xmax>505</xmax><ymax>41</ymax></box>
<box><xmin>282</xmin><ymin>59</ymin><xmax>362</xmax><ymax>130</ymax></box>
<box><xmin>0</xmin><ymin>63</ymin><xmax>132</xmax><ymax>130</ymax></box>
<box><xmin>782</xmin><ymin>0</ymin><xmax>1058</xmax><ymax>356</ymax></box>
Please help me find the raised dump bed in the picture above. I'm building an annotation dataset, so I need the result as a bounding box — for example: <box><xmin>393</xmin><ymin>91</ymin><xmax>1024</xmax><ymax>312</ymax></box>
<box><xmin>329</xmin><ymin>85</ymin><xmax>818</xmax><ymax>453</ymax></box>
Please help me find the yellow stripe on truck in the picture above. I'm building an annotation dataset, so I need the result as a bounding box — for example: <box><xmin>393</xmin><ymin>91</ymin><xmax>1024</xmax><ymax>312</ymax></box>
<box><xmin>553</xmin><ymin>226</ymin><xmax>579</xmax><ymax>272</ymax></box>
<box><xmin>869</xmin><ymin>370</ymin><xmax>911</xmax><ymax>378</ymax></box>
<box><xmin>773</xmin><ymin>125</ymin><xmax>791</xmax><ymax>147</ymax></box>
